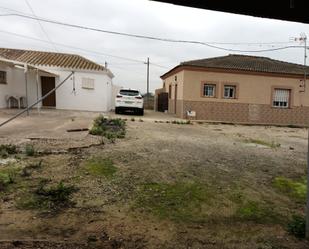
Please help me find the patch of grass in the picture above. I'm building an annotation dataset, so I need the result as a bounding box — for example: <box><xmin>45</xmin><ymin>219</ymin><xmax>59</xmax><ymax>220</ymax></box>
<box><xmin>17</xmin><ymin>180</ymin><xmax>77</xmax><ymax>210</ymax></box>
<box><xmin>25</xmin><ymin>144</ymin><xmax>36</xmax><ymax>156</ymax></box>
<box><xmin>244</xmin><ymin>138</ymin><xmax>281</xmax><ymax>148</ymax></box>
<box><xmin>0</xmin><ymin>144</ymin><xmax>17</xmax><ymax>158</ymax></box>
<box><xmin>134</xmin><ymin>182</ymin><xmax>211</xmax><ymax>223</ymax></box>
<box><xmin>235</xmin><ymin>200</ymin><xmax>280</xmax><ymax>223</ymax></box>
<box><xmin>89</xmin><ymin>115</ymin><xmax>126</xmax><ymax>139</ymax></box>
<box><xmin>273</xmin><ymin>177</ymin><xmax>306</xmax><ymax>202</ymax></box>
<box><xmin>84</xmin><ymin>158</ymin><xmax>117</xmax><ymax>178</ymax></box>
<box><xmin>287</xmin><ymin>214</ymin><xmax>305</xmax><ymax>239</ymax></box>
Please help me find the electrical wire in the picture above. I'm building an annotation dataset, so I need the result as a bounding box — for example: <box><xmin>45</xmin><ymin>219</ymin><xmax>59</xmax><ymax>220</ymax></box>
<box><xmin>0</xmin><ymin>6</ymin><xmax>295</xmax><ymax>46</ymax></box>
<box><xmin>0</xmin><ymin>29</ymin><xmax>170</xmax><ymax>69</ymax></box>
<box><xmin>23</xmin><ymin>0</ymin><xmax>58</xmax><ymax>52</ymax></box>
<box><xmin>0</xmin><ymin>11</ymin><xmax>305</xmax><ymax>53</ymax></box>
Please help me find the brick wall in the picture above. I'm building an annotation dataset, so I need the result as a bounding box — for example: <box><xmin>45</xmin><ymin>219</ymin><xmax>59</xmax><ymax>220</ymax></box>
<box><xmin>181</xmin><ymin>100</ymin><xmax>309</xmax><ymax>126</ymax></box>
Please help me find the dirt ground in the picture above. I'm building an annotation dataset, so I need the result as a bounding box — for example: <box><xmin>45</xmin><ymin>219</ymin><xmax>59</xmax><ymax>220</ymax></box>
<box><xmin>0</xmin><ymin>109</ymin><xmax>309</xmax><ymax>249</ymax></box>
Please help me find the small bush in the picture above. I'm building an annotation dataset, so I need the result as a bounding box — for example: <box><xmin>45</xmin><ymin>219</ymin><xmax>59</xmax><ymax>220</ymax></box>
<box><xmin>25</xmin><ymin>144</ymin><xmax>35</xmax><ymax>156</ymax></box>
<box><xmin>287</xmin><ymin>215</ymin><xmax>305</xmax><ymax>239</ymax></box>
<box><xmin>0</xmin><ymin>144</ymin><xmax>17</xmax><ymax>158</ymax></box>
<box><xmin>89</xmin><ymin>115</ymin><xmax>126</xmax><ymax>139</ymax></box>
<box><xmin>0</xmin><ymin>167</ymin><xmax>18</xmax><ymax>191</ymax></box>
<box><xmin>131</xmin><ymin>118</ymin><xmax>135</xmax><ymax>122</ymax></box>
<box><xmin>18</xmin><ymin>180</ymin><xmax>77</xmax><ymax>210</ymax></box>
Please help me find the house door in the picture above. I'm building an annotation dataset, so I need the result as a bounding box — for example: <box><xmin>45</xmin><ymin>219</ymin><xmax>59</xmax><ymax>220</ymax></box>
<box><xmin>41</xmin><ymin>76</ymin><xmax>56</xmax><ymax>107</ymax></box>
<box><xmin>174</xmin><ymin>84</ymin><xmax>177</xmax><ymax>114</ymax></box>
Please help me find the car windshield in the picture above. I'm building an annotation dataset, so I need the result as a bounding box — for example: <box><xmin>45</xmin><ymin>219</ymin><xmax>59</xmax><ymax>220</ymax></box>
<box><xmin>120</xmin><ymin>90</ymin><xmax>140</xmax><ymax>96</ymax></box>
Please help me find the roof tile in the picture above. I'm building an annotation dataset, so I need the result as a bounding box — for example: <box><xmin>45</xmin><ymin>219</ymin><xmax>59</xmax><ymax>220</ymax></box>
<box><xmin>0</xmin><ymin>48</ymin><xmax>105</xmax><ymax>71</ymax></box>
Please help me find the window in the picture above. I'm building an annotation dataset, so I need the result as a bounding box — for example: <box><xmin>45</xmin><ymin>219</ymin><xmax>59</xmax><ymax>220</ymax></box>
<box><xmin>224</xmin><ymin>85</ymin><xmax>236</xmax><ymax>99</ymax></box>
<box><xmin>0</xmin><ymin>71</ymin><xmax>7</xmax><ymax>84</ymax></box>
<box><xmin>169</xmin><ymin>85</ymin><xmax>172</xmax><ymax>99</ymax></box>
<box><xmin>119</xmin><ymin>89</ymin><xmax>139</xmax><ymax>96</ymax></box>
<box><xmin>175</xmin><ymin>76</ymin><xmax>177</xmax><ymax>81</ymax></box>
<box><xmin>82</xmin><ymin>78</ymin><xmax>95</xmax><ymax>89</ymax></box>
<box><xmin>273</xmin><ymin>89</ymin><xmax>290</xmax><ymax>108</ymax></box>
<box><xmin>203</xmin><ymin>84</ymin><xmax>216</xmax><ymax>97</ymax></box>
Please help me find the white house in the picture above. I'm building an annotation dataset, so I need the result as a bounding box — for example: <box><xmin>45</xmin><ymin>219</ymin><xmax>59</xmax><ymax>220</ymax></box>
<box><xmin>0</xmin><ymin>48</ymin><xmax>115</xmax><ymax>112</ymax></box>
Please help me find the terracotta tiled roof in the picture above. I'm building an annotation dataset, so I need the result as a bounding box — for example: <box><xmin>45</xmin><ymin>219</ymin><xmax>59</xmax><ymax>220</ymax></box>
<box><xmin>182</xmin><ymin>54</ymin><xmax>309</xmax><ymax>75</ymax></box>
<box><xmin>161</xmin><ymin>54</ymin><xmax>309</xmax><ymax>78</ymax></box>
<box><xmin>0</xmin><ymin>48</ymin><xmax>104</xmax><ymax>71</ymax></box>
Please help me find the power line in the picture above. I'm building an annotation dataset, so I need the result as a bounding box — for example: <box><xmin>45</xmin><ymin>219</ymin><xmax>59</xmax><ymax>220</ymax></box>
<box><xmin>0</xmin><ymin>29</ymin><xmax>169</xmax><ymax>69</ymax></box>
<box><xmin>0</xmin><ymin>29</ymin><xmax>144</xmax><ymax>63</ymax></box>
<box><xmin>0</xmin><ymin>11</ymin><xmax>305</xmax><ymax>53</ymax></box>
<box><xmin>24</xmin><ymin>0</ymin><xmax>58</xmax><ymax>52</ymax></box>
<box><xmin>0</xmin><ymin>6</ymin><xmax>295</xmax><ymax>47</ymax></box>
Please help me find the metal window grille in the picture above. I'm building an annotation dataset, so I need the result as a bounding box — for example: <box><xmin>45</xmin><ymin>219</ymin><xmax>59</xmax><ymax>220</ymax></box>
<box><xmin>224</xmin><ymin>85</ymin><xmax>236</xmax><ymax>98</ymax></box>
<box><xmin>273</xmin><ymin>89</ymin><xmax>290</xmax><ymax>108</ymax></box>
<box><xmin>204</xmin><ymin>84</ymin><xmax>215</xmax><ymax>97</ymax></box>
<box><xmin>0</xmin><ymin>71</ymin><xmax>7</xmax><ymax>84</ymax></box>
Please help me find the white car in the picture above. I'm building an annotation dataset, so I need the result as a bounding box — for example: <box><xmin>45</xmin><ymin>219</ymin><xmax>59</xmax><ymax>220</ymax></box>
<box><xmin>115</xmin><ymin>89</ymin><xmax>144</xmax><ymax>115</ymax></box>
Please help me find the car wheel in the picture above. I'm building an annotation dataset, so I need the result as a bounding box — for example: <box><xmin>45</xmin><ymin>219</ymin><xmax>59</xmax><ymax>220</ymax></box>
<box><xmin>140</xmin><ymin>109</ymin><xmax>144</xmax><ymax>116</ymax></box>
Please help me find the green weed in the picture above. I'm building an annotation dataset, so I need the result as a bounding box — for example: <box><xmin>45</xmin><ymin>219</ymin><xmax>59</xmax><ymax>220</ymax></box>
<box><xmin>235</xmin><ymin>200</ymin><xmax>279</xmax><ymax>223</ymax></box>
<box><xmin>17</xmin><ymin>180</ymin><xmax>77</xmax><ymax>210</ymax></box>
<box><xmin>25</xmin><ymin>144</ymin><xmax>36</xmax><ymax>156</ymax></box>
<box><xmin>273</xmin><ymin>177</ymin><xmax>306</xmax><ymax>202</ymax></box>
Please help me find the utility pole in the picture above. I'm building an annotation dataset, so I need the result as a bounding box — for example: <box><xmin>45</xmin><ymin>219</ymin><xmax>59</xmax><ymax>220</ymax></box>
<box><xmin>301</xmin><ymin>33</ymin><xmax>309</xmax><ymax>239</ymax></box>
<box><xmin>146</xmin><ymin>57</ymin><xmax>150</xmax><ymax>108</ymax></box>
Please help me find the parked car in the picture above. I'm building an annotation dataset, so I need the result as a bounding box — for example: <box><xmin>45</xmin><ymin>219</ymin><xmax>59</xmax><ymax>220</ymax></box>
<box><xmin>115</xmin><ymin>88</ymin><xmax>144</xmax><ymax>115</ymax></box>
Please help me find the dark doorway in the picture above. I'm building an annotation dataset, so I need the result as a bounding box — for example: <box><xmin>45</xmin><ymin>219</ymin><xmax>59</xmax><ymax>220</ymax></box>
<box><xmin>157</xmin><ymin>92</ymin><xmax>168</xmax><ymax>112</ymax></box>
<box><xmin>41</xmin><ymin>76</ymin><xmax>56</xmax><ymax>107</ymax></box>
<box><xmin>174</xmin><ymin>84</ymin><xmax>177</xmax><ymax>114</ymax></box>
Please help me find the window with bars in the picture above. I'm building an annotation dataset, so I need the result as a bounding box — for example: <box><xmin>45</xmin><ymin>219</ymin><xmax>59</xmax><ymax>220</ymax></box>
<box><xmin>272</xmin><ymin>89</ymin><xmax>290</xmax><ymax>108</ymax></box>
<box><xmin>224</xmin><ymin>85</ymin><xmax>236</xmax><ymax>99</ymax></box>
<box><xmin>0</xmin><ymin>71</ymin><xmax>7</xmax><ymax>84</ymax></box>
<box><xmin>203</xmin><ymin>84</ymin><xmax>216</xmax><ymax>97</ymax></box>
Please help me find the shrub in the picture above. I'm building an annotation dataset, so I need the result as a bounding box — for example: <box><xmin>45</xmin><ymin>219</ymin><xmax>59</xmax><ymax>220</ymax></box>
<box><xmin>0</xmin><ymin>172</ymin><xmax>14</xmax><ymax>190</ymax></box>
<box><xmin>287</xmin><ymin>215</ymin><xmax>305</xmax><ymax>239</ymax></box>
<box><xmin>0</xmin><ymin>144</ymin><xmax>17</xmax><ymax>158</ymax></box>
<box><xmin>18</xmin><ymin>180</ymin><xmax>77</xmax><ymax>210</ymax></box>
<box><xmin>25</xmin><ymin>144</ymin><xmax>35</xmax><ymax>156</ymax></box>
<box><xmin>89</xmin><ymin>115</ymin><xmax>126</xmax><ymax>139</ymax></box>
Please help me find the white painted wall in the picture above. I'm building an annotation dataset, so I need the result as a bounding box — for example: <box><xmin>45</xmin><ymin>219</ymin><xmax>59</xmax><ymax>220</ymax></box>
<box><xmin>0</xmin><ymin>63</ymin><xmax>114</xmax><ymax>112</ymax></box>
<box><xmin>39</xmin><ymin>67</ymin><xmax>114</xmax><ymax>112</ymax></box>
<box><xmin>111</xmin><ymin>84</ymin><xmax>122</xmax><ymax>110</ymax></box>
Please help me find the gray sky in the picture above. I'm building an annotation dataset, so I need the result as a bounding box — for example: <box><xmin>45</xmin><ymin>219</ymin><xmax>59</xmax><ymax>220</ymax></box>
<box><xmin>0</xmin><ymin>0</ymin><xmax>309</xmax><ymax>93</ymax></box>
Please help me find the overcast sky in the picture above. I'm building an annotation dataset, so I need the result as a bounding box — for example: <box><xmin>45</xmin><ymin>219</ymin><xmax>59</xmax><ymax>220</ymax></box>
<box><xmin>0</xmin><ymin>0</ymin><xmax>309</xmax><ymax>93</ymax></box>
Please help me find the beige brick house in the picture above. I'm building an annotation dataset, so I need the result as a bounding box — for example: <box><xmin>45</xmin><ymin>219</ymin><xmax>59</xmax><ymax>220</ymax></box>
<box><xmin>158</xmin><ymin>54</ymin><xmax>309</xmax><ymax>126</ymax></box>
